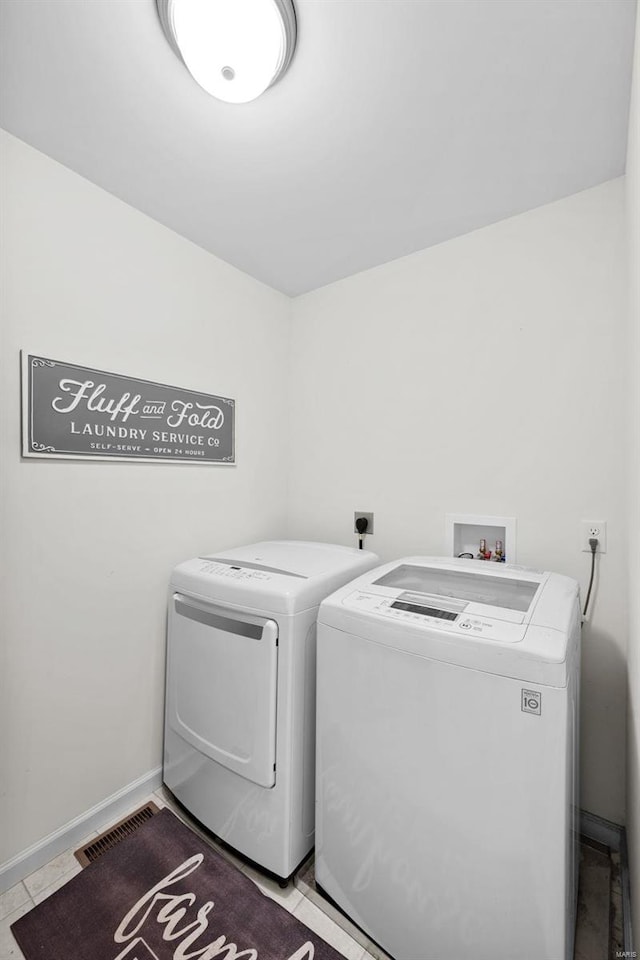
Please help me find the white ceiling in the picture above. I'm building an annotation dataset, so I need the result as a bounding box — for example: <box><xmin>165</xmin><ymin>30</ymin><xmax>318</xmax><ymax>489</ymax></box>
<box><xmin>0</xmin><ymin>0</ymin><xmax>636</xmax><ymax>296</ymax></box>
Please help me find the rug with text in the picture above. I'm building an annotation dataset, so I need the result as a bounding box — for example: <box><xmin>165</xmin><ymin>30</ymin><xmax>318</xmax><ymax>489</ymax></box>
<box><xmin>11</xmin><ymin>808</ymin><xmax>343</xmax><ymax>960</ymax></box>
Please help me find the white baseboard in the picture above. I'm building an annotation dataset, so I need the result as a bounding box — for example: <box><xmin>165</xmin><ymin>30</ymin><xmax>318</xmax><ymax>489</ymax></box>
<box><xmin>580</xmin><ymin>808</ymin><xmax>624</xmax><ymax>850</ymax></box>
<box><xmin>0</xmin><ymin>766</ymin><xmax>162</xmax><ymax>895</ymax></box>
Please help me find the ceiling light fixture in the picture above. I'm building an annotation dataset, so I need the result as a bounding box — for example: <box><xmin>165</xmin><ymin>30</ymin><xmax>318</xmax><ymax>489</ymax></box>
<box><xmin>156</xmin><ymin>0</ymin><xmax>297</xmax><ymax>104</ymax></box>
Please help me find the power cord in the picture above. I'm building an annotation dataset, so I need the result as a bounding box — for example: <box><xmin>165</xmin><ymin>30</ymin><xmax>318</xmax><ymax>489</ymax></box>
<box><xmin>582</xmin><ymin>538</ymin><xmax>598</xmax><ymax>618</ymax></box>
<box><xmin>355</xmin><ymin>516</ymin><xmax>368</xmax><ymax>550</ymax></box>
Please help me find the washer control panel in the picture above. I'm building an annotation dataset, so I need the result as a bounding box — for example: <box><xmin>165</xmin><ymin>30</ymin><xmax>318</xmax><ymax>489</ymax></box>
<box><xmin>391</xmin><ymin>599</ymin><xmax>458</xmax><ymax>620</ymax></box>
<box><xmin>344</xmin><ymin>591</ymin><xmax>526</xmax><ymax>643</ymax></box>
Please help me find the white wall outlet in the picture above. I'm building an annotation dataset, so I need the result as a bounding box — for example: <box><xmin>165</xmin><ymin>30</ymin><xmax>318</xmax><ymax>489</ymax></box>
<box><xmin>581</xmin><ymin>521</ymin><xmax>607</xmax><ymax>553</ymax></box>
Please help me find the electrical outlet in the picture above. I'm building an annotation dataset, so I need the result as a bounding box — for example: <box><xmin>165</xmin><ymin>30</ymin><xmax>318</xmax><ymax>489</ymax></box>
<box><xmin>354</xmin><ymin>511</ymin><xmax>374</xmax><ymax>535</ymax></box>
<box><xmin>581</xmin><ymin>521</ymin><xmax>607</xmax><ymax>553</ymax></box>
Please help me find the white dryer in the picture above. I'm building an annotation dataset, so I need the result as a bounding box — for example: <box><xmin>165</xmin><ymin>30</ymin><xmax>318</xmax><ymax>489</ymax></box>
<box><xmin>163</xmin><ymin>540</ymin><xmax>378</xmax><ymax>880</ymax></box>
<box><xmin>315</xmin><ymin>557</ymin><xmax>580</xmax><ymax>960</ymax></box>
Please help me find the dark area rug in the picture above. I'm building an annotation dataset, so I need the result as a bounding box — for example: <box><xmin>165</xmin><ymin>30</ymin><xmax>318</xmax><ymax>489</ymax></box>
<box><xmin>11</xmin><ymin>808</ymin><xmax>343</xmax><ymax>960</ymax></box>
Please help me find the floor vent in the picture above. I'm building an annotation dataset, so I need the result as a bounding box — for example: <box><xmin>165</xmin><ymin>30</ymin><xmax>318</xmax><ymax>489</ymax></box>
<box><xmin>74</xmin><ymin>801</ymin><xmax>160</xmax><ymax>867</ymax></box>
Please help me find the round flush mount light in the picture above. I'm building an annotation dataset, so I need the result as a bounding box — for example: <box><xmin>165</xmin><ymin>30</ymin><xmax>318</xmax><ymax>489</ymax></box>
<box><xmin>156</xmin><ymin>0</ymin><xmax>297</xmax><ymax>104</ymax></box>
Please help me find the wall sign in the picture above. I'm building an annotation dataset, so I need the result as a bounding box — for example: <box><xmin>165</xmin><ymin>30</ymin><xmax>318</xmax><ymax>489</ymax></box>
<box><xmin>21</xmin><ymin>353</ymin><xmax>235</xmax><ymax>464</ymax></box>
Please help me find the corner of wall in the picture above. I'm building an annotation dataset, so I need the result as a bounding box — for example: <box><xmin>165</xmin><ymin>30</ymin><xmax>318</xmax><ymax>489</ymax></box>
<box><xmin>626</xmin><ymin>1</ymin><xmax>640</xmax><ymax>947</ymax></box>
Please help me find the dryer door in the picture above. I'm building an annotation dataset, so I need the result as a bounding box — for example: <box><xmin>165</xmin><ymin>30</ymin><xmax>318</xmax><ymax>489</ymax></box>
<box><xmin>168</xmin><ymin>593</ymin><xmax>278</xmax><ymax>788</ymax></box>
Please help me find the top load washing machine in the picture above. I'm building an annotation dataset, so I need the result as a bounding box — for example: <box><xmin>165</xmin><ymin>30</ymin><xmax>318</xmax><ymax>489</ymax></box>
<box><xmin>315</xmin><ymin>556</ymin><xmax>581</xmax><ymax>960</ymax></box>
<box><xmin>163</xmin><ymin>540</ymin><xmax>378</xmax><ymax>880</ymax></box>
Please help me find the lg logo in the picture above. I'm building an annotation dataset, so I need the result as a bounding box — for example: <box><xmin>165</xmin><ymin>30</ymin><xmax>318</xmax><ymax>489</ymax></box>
<box><xmin>521</xmin><ymin>689</ymin><xmax>542</xmax><ymax>716</ymax></box>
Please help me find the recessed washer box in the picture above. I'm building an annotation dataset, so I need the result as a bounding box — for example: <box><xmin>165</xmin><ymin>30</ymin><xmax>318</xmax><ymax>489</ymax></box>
<box><xmin>445</xmin><ymin>513</ymin><xmax>517</xmax><ymax>563</ymax></box>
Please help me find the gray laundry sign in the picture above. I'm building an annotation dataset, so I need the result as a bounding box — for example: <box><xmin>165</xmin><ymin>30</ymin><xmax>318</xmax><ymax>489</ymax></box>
<box><xmin>22</xmin><ymin>353</ymin><xmax>235</xmax><ymax>464</ymax></box>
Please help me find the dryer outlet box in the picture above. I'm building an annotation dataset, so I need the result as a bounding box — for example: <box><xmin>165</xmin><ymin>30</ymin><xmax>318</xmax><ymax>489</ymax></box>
<box><xmin>354</xmin><ymin>512</ymin><xmax>374</xmax><ymax>535</ymax></box>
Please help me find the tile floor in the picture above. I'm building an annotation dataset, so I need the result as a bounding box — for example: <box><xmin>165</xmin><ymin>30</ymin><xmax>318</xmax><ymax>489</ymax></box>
<box><xmin>0</xmin><ymin>788</ymin><xmax>620</xmax><ymax>960</ymax></box>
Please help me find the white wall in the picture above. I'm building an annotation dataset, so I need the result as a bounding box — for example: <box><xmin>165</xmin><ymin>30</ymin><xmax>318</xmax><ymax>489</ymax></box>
<box><xmin>626</xmin><ymin>7</ymin><xmax>640</xmax><ymax>942</ymax></box>
<box><xmin>0</xmin><ymin>123</ymin><xmax>631</xmax><ymax>877</ymax></box>
<box><xmin>288</xmin><ymin>180</ymin><xmax>628</xmax><ymax>822</ymax></box>
<box><xmin>0</xmin><ymin>132</ymin><xmax>291</xmax><ymax>864</ymax></box>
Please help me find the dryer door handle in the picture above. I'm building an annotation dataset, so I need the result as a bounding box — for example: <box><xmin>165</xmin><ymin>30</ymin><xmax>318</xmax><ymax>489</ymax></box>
<box><xmin>174</xmin><ymin>595</ymin><xmax>266</xmax><ymax>640</ymax></box>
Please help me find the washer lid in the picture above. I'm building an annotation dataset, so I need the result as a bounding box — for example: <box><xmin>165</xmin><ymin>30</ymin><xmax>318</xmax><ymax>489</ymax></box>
<box><xmin>171</xmin><ymin>540</ymin><xmax>380</xmax><ymax>614</ymax></box>
<box><xmin>372</xmin><ymin>562</ymin><xmax>541</xmax><ymax>622</ymax></box>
